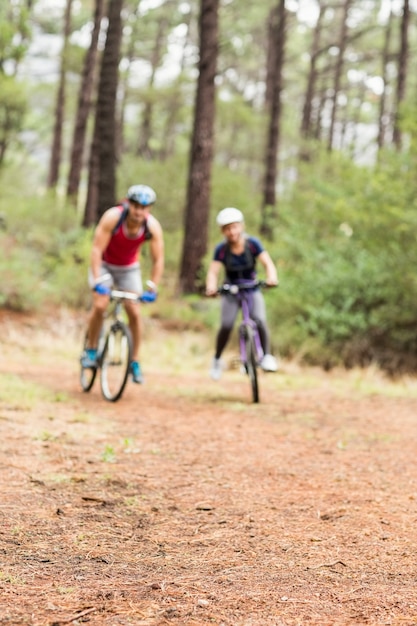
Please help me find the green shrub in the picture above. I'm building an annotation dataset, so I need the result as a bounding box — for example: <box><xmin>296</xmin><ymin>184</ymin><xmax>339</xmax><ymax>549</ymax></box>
<box><xmin>267</xmin><ymin>151</ymin><xmax>417</xmax><ymax>373</ymax></box>
<box><xmin>2</xmin><ymin>147</ymin><xmax>417</xmax><ymax>375</ymax></box>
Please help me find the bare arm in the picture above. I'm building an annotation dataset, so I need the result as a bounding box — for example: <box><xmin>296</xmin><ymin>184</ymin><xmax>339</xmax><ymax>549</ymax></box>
<box><xmin>205</xmin><ymin>260</ymin><xmax>223</xmax><ymax>296</ymax></box>
<box><xmin>258</xmin><ymin>250</ymin><xmax>278</xmax><ymax>286</ymax></box>
<box><xmin>147</xmin><ymin>217</ymin><xmax>164</xmax><ymax>289</ymax></box>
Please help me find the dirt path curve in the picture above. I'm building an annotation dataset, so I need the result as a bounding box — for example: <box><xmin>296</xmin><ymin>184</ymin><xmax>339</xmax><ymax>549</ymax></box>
<box><xmin>1</xmin><ymin>310</ymin><xmax>417</xmax><ymax>625</ymax></box>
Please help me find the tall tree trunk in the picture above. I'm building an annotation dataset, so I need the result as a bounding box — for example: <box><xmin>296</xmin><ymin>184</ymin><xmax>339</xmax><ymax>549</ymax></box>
<box><xmin>97</xmin><ymin>0</ymin><xmax>123</xmax><ymax>218</ymax></box>
<box><xmin>158</xmin><ymin>81</ymin><xmax>184</xmax><ymax>161</ymax></box>
<box><xmin>47</xmin><ymin>0</ymin><xmax>73</xmax><ymax>189</ymax></box>
<box><xmin>179</xmin><ymin>0</ymin><xmax>219</xmax><ymax>294</ymax></box>
<box><xmin>300</xmin><ymin>1</ymin><xmax>326</xmax><ymax>143</ymax></box>
<box><xmin>377</xmin><ymin>2</ymin><xmax>393</xmax><ymax>152</ymax></box>
<box><xmin>84</xmin><ymin>0</ymin><xmax>123</xmax><ymax>224</ymax></box>
<box><xmin>137</xmin><ymin>16</ymin><xmax>168</xmax><ymax>159</ymax></box>
<box><xmin>260</xmin><ymin>0</ymin><xmax>286</xmax><ymax>240</ymax></box>
<box><xmin>66</xmin><ymin>0</ymin><xmax>104</xmax><ymax>206</ymax></box>
<box><xmin>264</xmin><ymin>5</ymin><xmax>277</xmax><ymax>111</ymax></box>
<box><xmin>117</xmin><ymin>7</ymin><xmax>139</xmax><ymax>158</ymax></box>
<box><xmin>393</xmin><ymin>0</ymin><xmax>410</xmax><ymax>150</ymax></box>
<box><xmin>83</xmin><ymin>131</ymin><xmax>100</xmax><ymax>227</ymax></box>
<box><xmin>159</xmin><ymin>8</ymin><xmax>194</xmax><ymax>161</ymax></box>
<box><xmin>327</xmin><ymin>0</ymin><xmax>352</xmax><ymax>152</ymax></box>
<box><xmin>348</xmin><ymin>80</ymin><xmax>366</xmax><ymax>158</ymax></box>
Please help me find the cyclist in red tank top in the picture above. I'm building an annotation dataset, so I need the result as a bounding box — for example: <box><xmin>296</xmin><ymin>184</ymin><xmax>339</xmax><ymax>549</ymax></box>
<box><xmin>101</xmin><ymin>211</ymin><xmax>147</xmax><ymax>266</ymax></box>
<box><xmin>81</xmin><ymin>185</ymin><xmax>165</xmax><ymax>384</ymax></box>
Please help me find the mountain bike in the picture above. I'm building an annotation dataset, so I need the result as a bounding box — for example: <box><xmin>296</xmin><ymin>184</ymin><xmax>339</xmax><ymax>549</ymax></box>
<box><xmin>80</xmin><ymin>289</ymin><xmax>150</xmax><ymax>402</ymax></box>
<box><xmin>219</xmin><ymin>281</ymin><xmax>275</xmax><ymax>403</ymax></box>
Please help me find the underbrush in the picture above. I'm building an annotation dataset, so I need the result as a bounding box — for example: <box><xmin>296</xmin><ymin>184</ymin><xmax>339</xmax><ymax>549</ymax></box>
<box><xmin>2</xmin><ymin>151</ymin><xmax>417</xmax><ymax>376</ymax></box>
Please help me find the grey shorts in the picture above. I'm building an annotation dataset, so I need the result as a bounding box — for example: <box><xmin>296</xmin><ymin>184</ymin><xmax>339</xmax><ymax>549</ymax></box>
<box><xmin>89</xmin><ymin>262</ymin><xmax>143</xmax><ymax>294</ymax></box>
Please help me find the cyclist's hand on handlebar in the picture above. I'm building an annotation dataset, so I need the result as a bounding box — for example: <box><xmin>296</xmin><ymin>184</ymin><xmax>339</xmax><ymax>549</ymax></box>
<box><xmin>205</xmin><ymin>287</ymin><xmax>218</xmax><ymax>297</ymax></box>
<box><xmin>140</xmin><ymin>290</ymin><xmax>157</xmax><ymax>303</ymax></box>
<box><xmin>93</xmin><ymin>283</ymin><xmax>111</xmax><ymax>295</ymax></box>
<box><xmin>265</xmin><ymin>279</ymin><xmax>279</xmax><ymax>288</ymax></box>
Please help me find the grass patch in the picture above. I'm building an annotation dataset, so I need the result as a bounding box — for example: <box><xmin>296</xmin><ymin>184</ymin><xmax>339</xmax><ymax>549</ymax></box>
<box><xmin>0</xmin><ymin>373</ymin><xmax>57</xmax><ymax>409</ymax></box>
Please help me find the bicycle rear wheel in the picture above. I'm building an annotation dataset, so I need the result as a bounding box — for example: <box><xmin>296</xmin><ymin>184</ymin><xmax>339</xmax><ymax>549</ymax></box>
<box><xmin>80</xmin><ymin>332</ymin><xmax>97</xmax><ymax>392</ymax></box>
<box><xmin>100</xmin><ymin>322</ymin><xmax>132</xmax><ymax>402</ymax></box>
<box><xmin>244</xmin><ymin>325</ymin><xmax>259</xmax><ymax>403</ymax></box>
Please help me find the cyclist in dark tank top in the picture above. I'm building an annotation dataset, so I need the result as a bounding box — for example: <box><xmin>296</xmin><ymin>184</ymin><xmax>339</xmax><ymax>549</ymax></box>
<box><xmin>205</xmin><ymin>207</ymin><xmax>279</xmax><ymax>381</ymax></box>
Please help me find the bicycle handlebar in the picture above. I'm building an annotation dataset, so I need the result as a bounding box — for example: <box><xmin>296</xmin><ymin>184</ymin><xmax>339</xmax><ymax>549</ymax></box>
<box><xmin>110</xmin><ymin>289</ymin><xmax>141</xmax><ymax>301</ymax></box>
<box><xmin>110</xmin><ymin>289</ymin><xmax>156</xmax><ymax>303</ymax></box>
<box><xmin>218</xmin><ymin>280</ymin><xmax>277</xmax><ymax>295</ymax></box>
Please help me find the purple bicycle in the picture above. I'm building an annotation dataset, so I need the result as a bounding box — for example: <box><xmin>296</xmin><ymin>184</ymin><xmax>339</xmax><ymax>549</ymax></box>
<box><xmin>219</xmin><ymin>280</ymin><xmax>274</xmax><ymax>403</ymax></box>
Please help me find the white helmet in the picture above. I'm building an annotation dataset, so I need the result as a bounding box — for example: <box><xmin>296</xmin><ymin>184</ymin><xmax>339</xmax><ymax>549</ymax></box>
<box><xmin>216</xmin><ymin>207</ymin><xmax>244</xmax><ymax>227</ymax></box>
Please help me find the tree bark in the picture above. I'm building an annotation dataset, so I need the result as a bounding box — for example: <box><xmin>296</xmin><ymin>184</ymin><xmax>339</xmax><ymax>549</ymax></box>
<box><xmin>327</xmin><ymin>0</ymin><xmax>352</xmax><ymax>153</ymax></box>
<box><xmin>84</xmin><ymin>0</ymin><xmax>123</xmax><ymax>224</ymax></box>
<box><xmin>67</xmin><ymin>0</ymin><xmax>104</xmax><ymax>206</ymax></box>
<box><xmin>300</xmin><ymin>1</ymin><xmax>326</xmax><ymax>142</ymax></box>
<box><xmin>47</xmin><ymin>0</ymin><xmax>73</xmax><ymax>189</ymax></box>
<box><xmin>393</xmin><ymin>0</ymin><xmax>410</xmax><ymax>150</ymax></box>
<box><xmin>137</xmin><ymin>16</ymin><xmax>168</xmax><ymax>159</ymax></box>
<box><xmin>377</xmin><ymin>2</ymin><xmax>393</xmax><ymax>152</ymax></box>
<box><xmin>159</xmin><ymin>7</ymin><xmax>193</xmax><ymax>161</ymax></box>
<box><xmin>260</xmin><ymin>0</ymin><xmax>286</xmax><ymax>240</ymax></box>
<box><xmin>178</xmin><ymin>0</ymin><xmax>219</xmax><ymax>294</ymax></box>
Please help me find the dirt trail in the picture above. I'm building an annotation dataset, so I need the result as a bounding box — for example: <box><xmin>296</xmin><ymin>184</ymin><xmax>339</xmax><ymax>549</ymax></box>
<box><xmin>1</xmin><ymin>309</ymin><xmax>417</xmax><ymax>625</ymax></box>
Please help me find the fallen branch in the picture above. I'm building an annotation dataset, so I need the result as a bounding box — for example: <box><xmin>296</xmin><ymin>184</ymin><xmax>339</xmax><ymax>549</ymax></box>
<box><xmin>51</xmin><ymin>607</ymin><xmax>97</xmax><ymax>625</ymax></box>
<box><xmin>306</xmin><ymin>560</ymin><xmax>347</xmax><ymax>570</ymax></box>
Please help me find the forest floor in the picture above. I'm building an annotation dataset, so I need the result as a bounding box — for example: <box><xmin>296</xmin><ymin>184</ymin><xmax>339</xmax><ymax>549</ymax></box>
<box><xmin>1</xmin><ymin>307</ymin><xmax>417</xmax><ymax>626</ymax></box>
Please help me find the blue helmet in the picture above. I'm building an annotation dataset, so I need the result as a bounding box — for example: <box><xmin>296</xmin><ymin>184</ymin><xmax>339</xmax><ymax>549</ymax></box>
<box><xmin>127</xmin><ymin>184</ymin><xmax>156</xmax><ymax>206</ymax></box>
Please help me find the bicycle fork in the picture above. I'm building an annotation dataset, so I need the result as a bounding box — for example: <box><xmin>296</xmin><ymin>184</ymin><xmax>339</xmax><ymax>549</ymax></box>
<box><xmin>239</xmin><ymin>298</ymin><xmax>264</xmax><ymax>366</ymax></box>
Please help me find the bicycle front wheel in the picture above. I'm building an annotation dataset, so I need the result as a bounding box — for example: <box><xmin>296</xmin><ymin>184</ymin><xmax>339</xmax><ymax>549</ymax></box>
<box><xmin>244</xmin><ymin>325</ymin><xmax>259</xmax><ymax>403</ymax></box>
<box><xmin>100</xmin><ymin>323</ymin><xmax>132</xmax><ymax>402</ymax></box>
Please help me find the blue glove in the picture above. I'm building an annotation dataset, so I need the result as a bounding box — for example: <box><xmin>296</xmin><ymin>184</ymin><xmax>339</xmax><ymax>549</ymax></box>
<box><xmin>140</xmin><ymin>290</ymin><xmax>157</xmax><ymax>303</ymax></box>
<box><xmin>93</xmin><ymin>283</ymin><xmax>111</xmax><ymax>295</ymax></box>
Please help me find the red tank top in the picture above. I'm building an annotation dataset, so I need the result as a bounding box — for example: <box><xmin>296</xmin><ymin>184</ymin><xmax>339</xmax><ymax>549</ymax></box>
<box><xmin>102</xmin><ymin>207</ymin><xmax>150</xmax><ymax>266</ymax></box>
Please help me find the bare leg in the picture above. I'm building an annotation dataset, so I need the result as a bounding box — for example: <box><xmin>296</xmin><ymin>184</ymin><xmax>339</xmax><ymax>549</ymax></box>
<box><xmin>86</xmin><ymin>294</ymin><xmax>109</xmax><ymax>348</ymax></box>
<box><xmin>124</xmin><ymin>300</ymin><xmax>142</xmax><ymax>361</ymax></box>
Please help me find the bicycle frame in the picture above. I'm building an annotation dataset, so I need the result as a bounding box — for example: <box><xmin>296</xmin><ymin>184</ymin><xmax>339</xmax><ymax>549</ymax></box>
<box><xmin>238</xmin><ymin>290</ymin><xmax>265</xmax><ymax>366</ymax></box>
<box><xmin>81</xmin><ymin>289</ymin><xmax>142</xmax><ymax>402</ymax></box>
<box><xmin>221</xmin><ymin>281</ymin><xmax>265</xmax><ymax>356</ymax></box>
<box><xmin>94</xmin><ymin>290</ymin><xmax>138</xmax><ymax>359</ymax></box>
<box><xmin>219</xmin><ymin>280</ymin><xmax>267</xmax><ymax>403</ymax></box>
<box><xmin>102</xmin><ymin>290</ymin><xmax>139</xmax><ymax>333</ymax></box>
